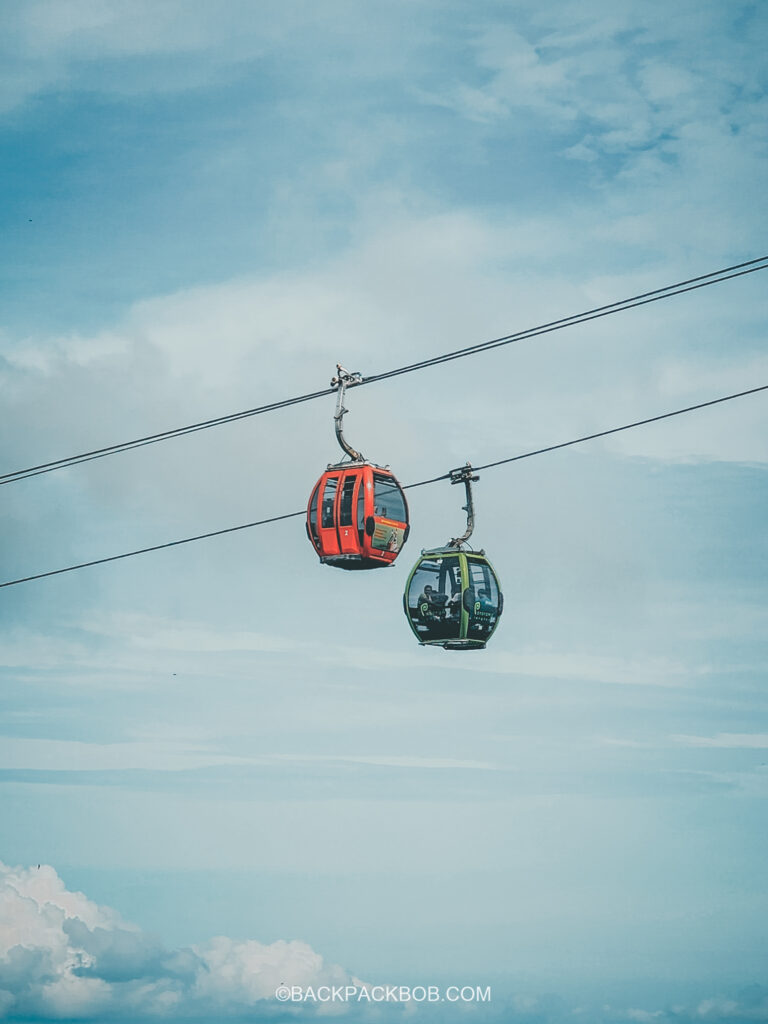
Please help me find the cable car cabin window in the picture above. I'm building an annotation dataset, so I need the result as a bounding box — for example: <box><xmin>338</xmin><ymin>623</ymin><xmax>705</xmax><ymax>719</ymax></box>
<box><xmin>321</xmin><ymin>477</ymin><xmax>339</xmax><ymax>528</ymax></box>
<box><xmin>373</xmin><ymin>474</ymin><xmax>406</xmax><ymax>523</ymax></box>
<box><xmin>339</xmin><ymin>477</ymin><xmax>356</xmax><ymax>527</ymax></box>
<box><xmin>466</xmin><ymin>558</ymin><xmax>501</xmax><ymax>638</ymax></box>
<box><xmin>308</xmin><ymin>483</ymin><xmax>320</xmax><ymax>542</ymax></box>
<box><xmin>406</xmin><ymin>557</ymin><xmax>461</xmax><ymax>643</ymax></box>
<box><xmin>357</xmin><ymin>477</ymin><xmax>367</xmax><ymax>543</ymax></box>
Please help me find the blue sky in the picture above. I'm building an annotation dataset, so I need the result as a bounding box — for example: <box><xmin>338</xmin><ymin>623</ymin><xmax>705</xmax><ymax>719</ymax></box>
<box><xmin>1</xmin><ymin>1</ymin><xmax>767</xmax><ymax>1022</ymax></box>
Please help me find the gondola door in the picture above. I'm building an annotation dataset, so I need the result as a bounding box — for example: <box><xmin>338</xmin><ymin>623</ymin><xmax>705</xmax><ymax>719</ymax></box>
<box><xmin>336</xmin><ymin>471</ymin><xmax>361</xmax><ymax>556</ymax></box>
<box><xmin>316</xmin><ymin>473</ymin><xmax>341</xmax><ymax>558</ymax></box>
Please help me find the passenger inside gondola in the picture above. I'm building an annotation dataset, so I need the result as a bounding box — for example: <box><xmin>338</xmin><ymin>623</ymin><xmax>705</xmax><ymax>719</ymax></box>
<box><xmin>408</xmin><ymin>559</ymin><xmax>461</xmax><ymax>641</ymax></box>
<box><xmin>417</xmin><ymin>583</ymin><xmax>436</xmax><ymax>618</ymax></box>
<box><xmin>469</xmin><ymin>587</ymin><xmax>498</xmax><ymax>636</ymax></box>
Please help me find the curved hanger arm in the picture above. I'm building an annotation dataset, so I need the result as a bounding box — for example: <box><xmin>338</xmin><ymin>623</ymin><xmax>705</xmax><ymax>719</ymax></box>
<box><xmin>330</xmin><ymin>364</ymin><xmax>364</xmax><ymax>462</ymax></box>
<box><xmin>448</xmin><ymin>463</ymin><xmax>479</xmax><ymax>547</ymax></box>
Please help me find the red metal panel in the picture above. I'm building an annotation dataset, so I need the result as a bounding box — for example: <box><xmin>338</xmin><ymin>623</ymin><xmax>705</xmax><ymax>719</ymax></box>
<box><xmin>362</xmin><ymin>468</ymin><xmax>408</xmax><ymax>565</ymax></box>
<box><xmin>306</xmin><ymin>464</ymin><xmax>409</xmax><ymax>568</ymax></box>
<box><xmin>306</xmin><ymin>480</ymin><xmax>321</xmax><ymax>551</ymax></box>
<box><xmin>316</xmin><ymin>471</ymin><xmax>342</xmax><ymax>557</ymax></box>
<box><xmin>338</xmin><ymin>469</ymin><xmax>363</xmax><ymax>555</ymax></box>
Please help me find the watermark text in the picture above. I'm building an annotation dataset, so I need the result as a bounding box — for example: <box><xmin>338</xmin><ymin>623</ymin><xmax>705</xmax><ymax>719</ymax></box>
<box><xmin>275</xmin><ymin>984</ymin><xmax>491</xmax><ymax>1004</ymax></box>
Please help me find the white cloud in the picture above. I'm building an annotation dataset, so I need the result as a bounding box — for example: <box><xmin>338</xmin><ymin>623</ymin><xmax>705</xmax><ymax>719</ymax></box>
<box><xmin>421</xmin><ymin>1</ymin><xmax>768</xmax><ymax>185</ymax></box>
<box><xmin>467</xmin><ymin>650</ymin><xmax>695</xmax><ymax>687</ymax></box>
<box><xmin>0</xmin><ymin>861</ymin><xmax>364</xmax><ymax>1019</ymax></box>
<box><xmin>4</xmin><ymin>331</ymin><xmax>128</xmax><ymax>376</ymax></box>
<box><xmin>192</xmin><ymin>936</ymin><xmax>355</xmax><ymax>1006</ymax></box>
<box><xmin>0</xmin><ymin>863</ymin><xmax>127</xmax><ymax>1020</ymax></box>
<box><xmin>0</xmin><ymin>0</ymin><xmax>435</xmax><ymax>114</ymax></box>
<box><xmin>0</xmin><ymin>863</ymin><xmax>125</xmax><ymax>946</ymax></box>
<box><xmin>4</xmin><ymin>208</ymin><xmax>765</xmax><ymax>507</ymax></box>
<box><xmin>673</xmin><ymin>733</ymin><xmax>768</xmax><ymax>750</ymax></box>
<box><xmin>3</xmin><ymin>865</ymin><xmax>768</xmax><ymax>1021</ymax></box>
<box><xmin>0</xmin><ymin>737</ymin><xmax>248</xmax><ymax>773</ymax></box>
<box><xmin>277</xmin><ymin>753</ymin><xmax>497</xmax><ymax>771</ymax></box>
<box><xmin>0</xmin><ymin>0</ymin><xmax>288</xmax><ymax>112</ymax></box>
<box><xmin>692</xmin><ymin>995</ymin><xmax>768</xmax><ymax>1021</ymax></box>
<box><xmin>130</xmin><ymin>623</ymin><xmax>294</xmax><ymax>655</ymax></box>
<box><xmin>0</xmin><ymin>737</ymin><xmax>498</xmax><ymax>775</ymax></box>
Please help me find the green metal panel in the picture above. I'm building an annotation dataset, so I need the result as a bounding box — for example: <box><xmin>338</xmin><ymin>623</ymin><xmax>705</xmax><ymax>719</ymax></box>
<box><xmin>458</xmin><ymin>551</ymin><xmax>469</xmax><ymax>641</ymax></box>
<box><xmin>402</xmin><ymin>558</ymin><xmax>422</xmax><ymax>643</ymax></box>
<box><xmin>403</xmin><ymin>547</ymin><xmax>502</xmax><ymax>650</ymax></box>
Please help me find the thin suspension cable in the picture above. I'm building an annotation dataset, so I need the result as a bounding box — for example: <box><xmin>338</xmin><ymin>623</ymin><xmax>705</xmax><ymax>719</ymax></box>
<box><xmin>0</xmin><ymin>387</ymin><xmax>334</xmax><ymax>484</ymax></box>
<box><xmin>2</xmin><ymin>255</ymin><xmax>767</xmax><ymax>485</ymax></box>
<box><xmin>0</xmin><ymin>511</ymin><xmax>307</xmax><ymax>589</ymax></box>
<box><xmin>365</xmin><ymin>258</ymin><xmax>768</xmax><ymax>386</ymax></box>
<box><xmin>403</xmin><ymin>383</ymin><xmax>768</xmax><ymax>489</ymax></box>
<box><xmin>2</xmin><ymin>382</ymin><xmax>765</xmax><ymax>590</ymax></box>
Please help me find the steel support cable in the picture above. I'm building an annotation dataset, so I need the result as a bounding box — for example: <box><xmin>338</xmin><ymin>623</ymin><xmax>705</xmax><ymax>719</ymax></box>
<box><xmin>2</xmin><ymin>255</ymin><xmax>767</xmax><ymax>486</ymax></box>
<box><xmin>364</xmin><ymin>258</ymin><xmax>768</xmax><ymax>386</ymax></box>
<box><xmin>402</xmin><ymin>383</ymin><xmax>768</xmax><ymax>489</ymax></box>
<box><xmin>1</xmin><ymin>382</ymin><xmax>765</xmax><ymax>590</ymax></box>
<box><xmin>0</xmin><ymin>387</ymin><xmax>334</xmax><ymax>485</ymax></box>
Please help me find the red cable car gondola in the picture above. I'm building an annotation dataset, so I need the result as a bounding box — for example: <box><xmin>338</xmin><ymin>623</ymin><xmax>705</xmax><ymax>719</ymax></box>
<box><xmin>306</xmin><ymin>366</ymin><xmax>410</xmax><ymax>570</ymax></box>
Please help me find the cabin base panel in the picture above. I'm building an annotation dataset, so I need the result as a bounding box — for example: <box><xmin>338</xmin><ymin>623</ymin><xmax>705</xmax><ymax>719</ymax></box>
<box><xmin>320</xmin><ymin>554</ymin><xmax>391</xmax><ymax>570</ymax></box>
<box><xmin>419</xmin><ymin>639</ymin><xmax>487</xmax><ymax>651</ymax></box>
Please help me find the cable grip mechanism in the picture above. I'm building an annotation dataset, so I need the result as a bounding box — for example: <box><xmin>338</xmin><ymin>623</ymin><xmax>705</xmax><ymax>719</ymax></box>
<box><xmin>448</xmin><ymin>462</ymin><xmax>479</xmax><ymax>548</ymax></box>
<box><xmin>330</xmin><ymin>364</ymin><xmax>364</xmax><ymax>462</ymax></box>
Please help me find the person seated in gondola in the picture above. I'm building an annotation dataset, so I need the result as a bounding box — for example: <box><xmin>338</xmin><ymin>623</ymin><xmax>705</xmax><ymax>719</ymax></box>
<box><xmin>417</xmin><ymin>584</ymin><xmax>448</xmax><ymax>623</ymax></box>
<box><xmin>417</xmin><ymin>584</ymin><xmax>437</xmax><ymax>621</ymax></box>
<box><xmin>470</xmin><ymin>588</ymin><xmax>495</xmax><ymax>634</ymax></box>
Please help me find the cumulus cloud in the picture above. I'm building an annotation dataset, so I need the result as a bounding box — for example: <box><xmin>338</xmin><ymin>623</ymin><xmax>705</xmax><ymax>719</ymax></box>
<box><xmin>3</xmin><ymin>863</ymin><xmax>768</xmax><ymax>1022</ymax></box>
<box><xmin>0</xmin><ymin>861</ymin><xmax>365</xmax><ymax>1020</ymax></box>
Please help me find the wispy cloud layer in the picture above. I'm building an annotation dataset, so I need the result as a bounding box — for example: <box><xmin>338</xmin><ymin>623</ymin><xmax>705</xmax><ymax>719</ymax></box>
<box><xmin>673</xmin><ymin>733</ymin><xmax>768</xmax><ymax>749</ymax></box>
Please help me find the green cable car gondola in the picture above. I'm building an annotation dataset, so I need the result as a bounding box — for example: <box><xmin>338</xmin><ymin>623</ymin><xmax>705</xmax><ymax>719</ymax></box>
<box><xmin>403</xmin><ymin>465</ymin><xmax>503</xmax><ymax>650</ymax></box>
